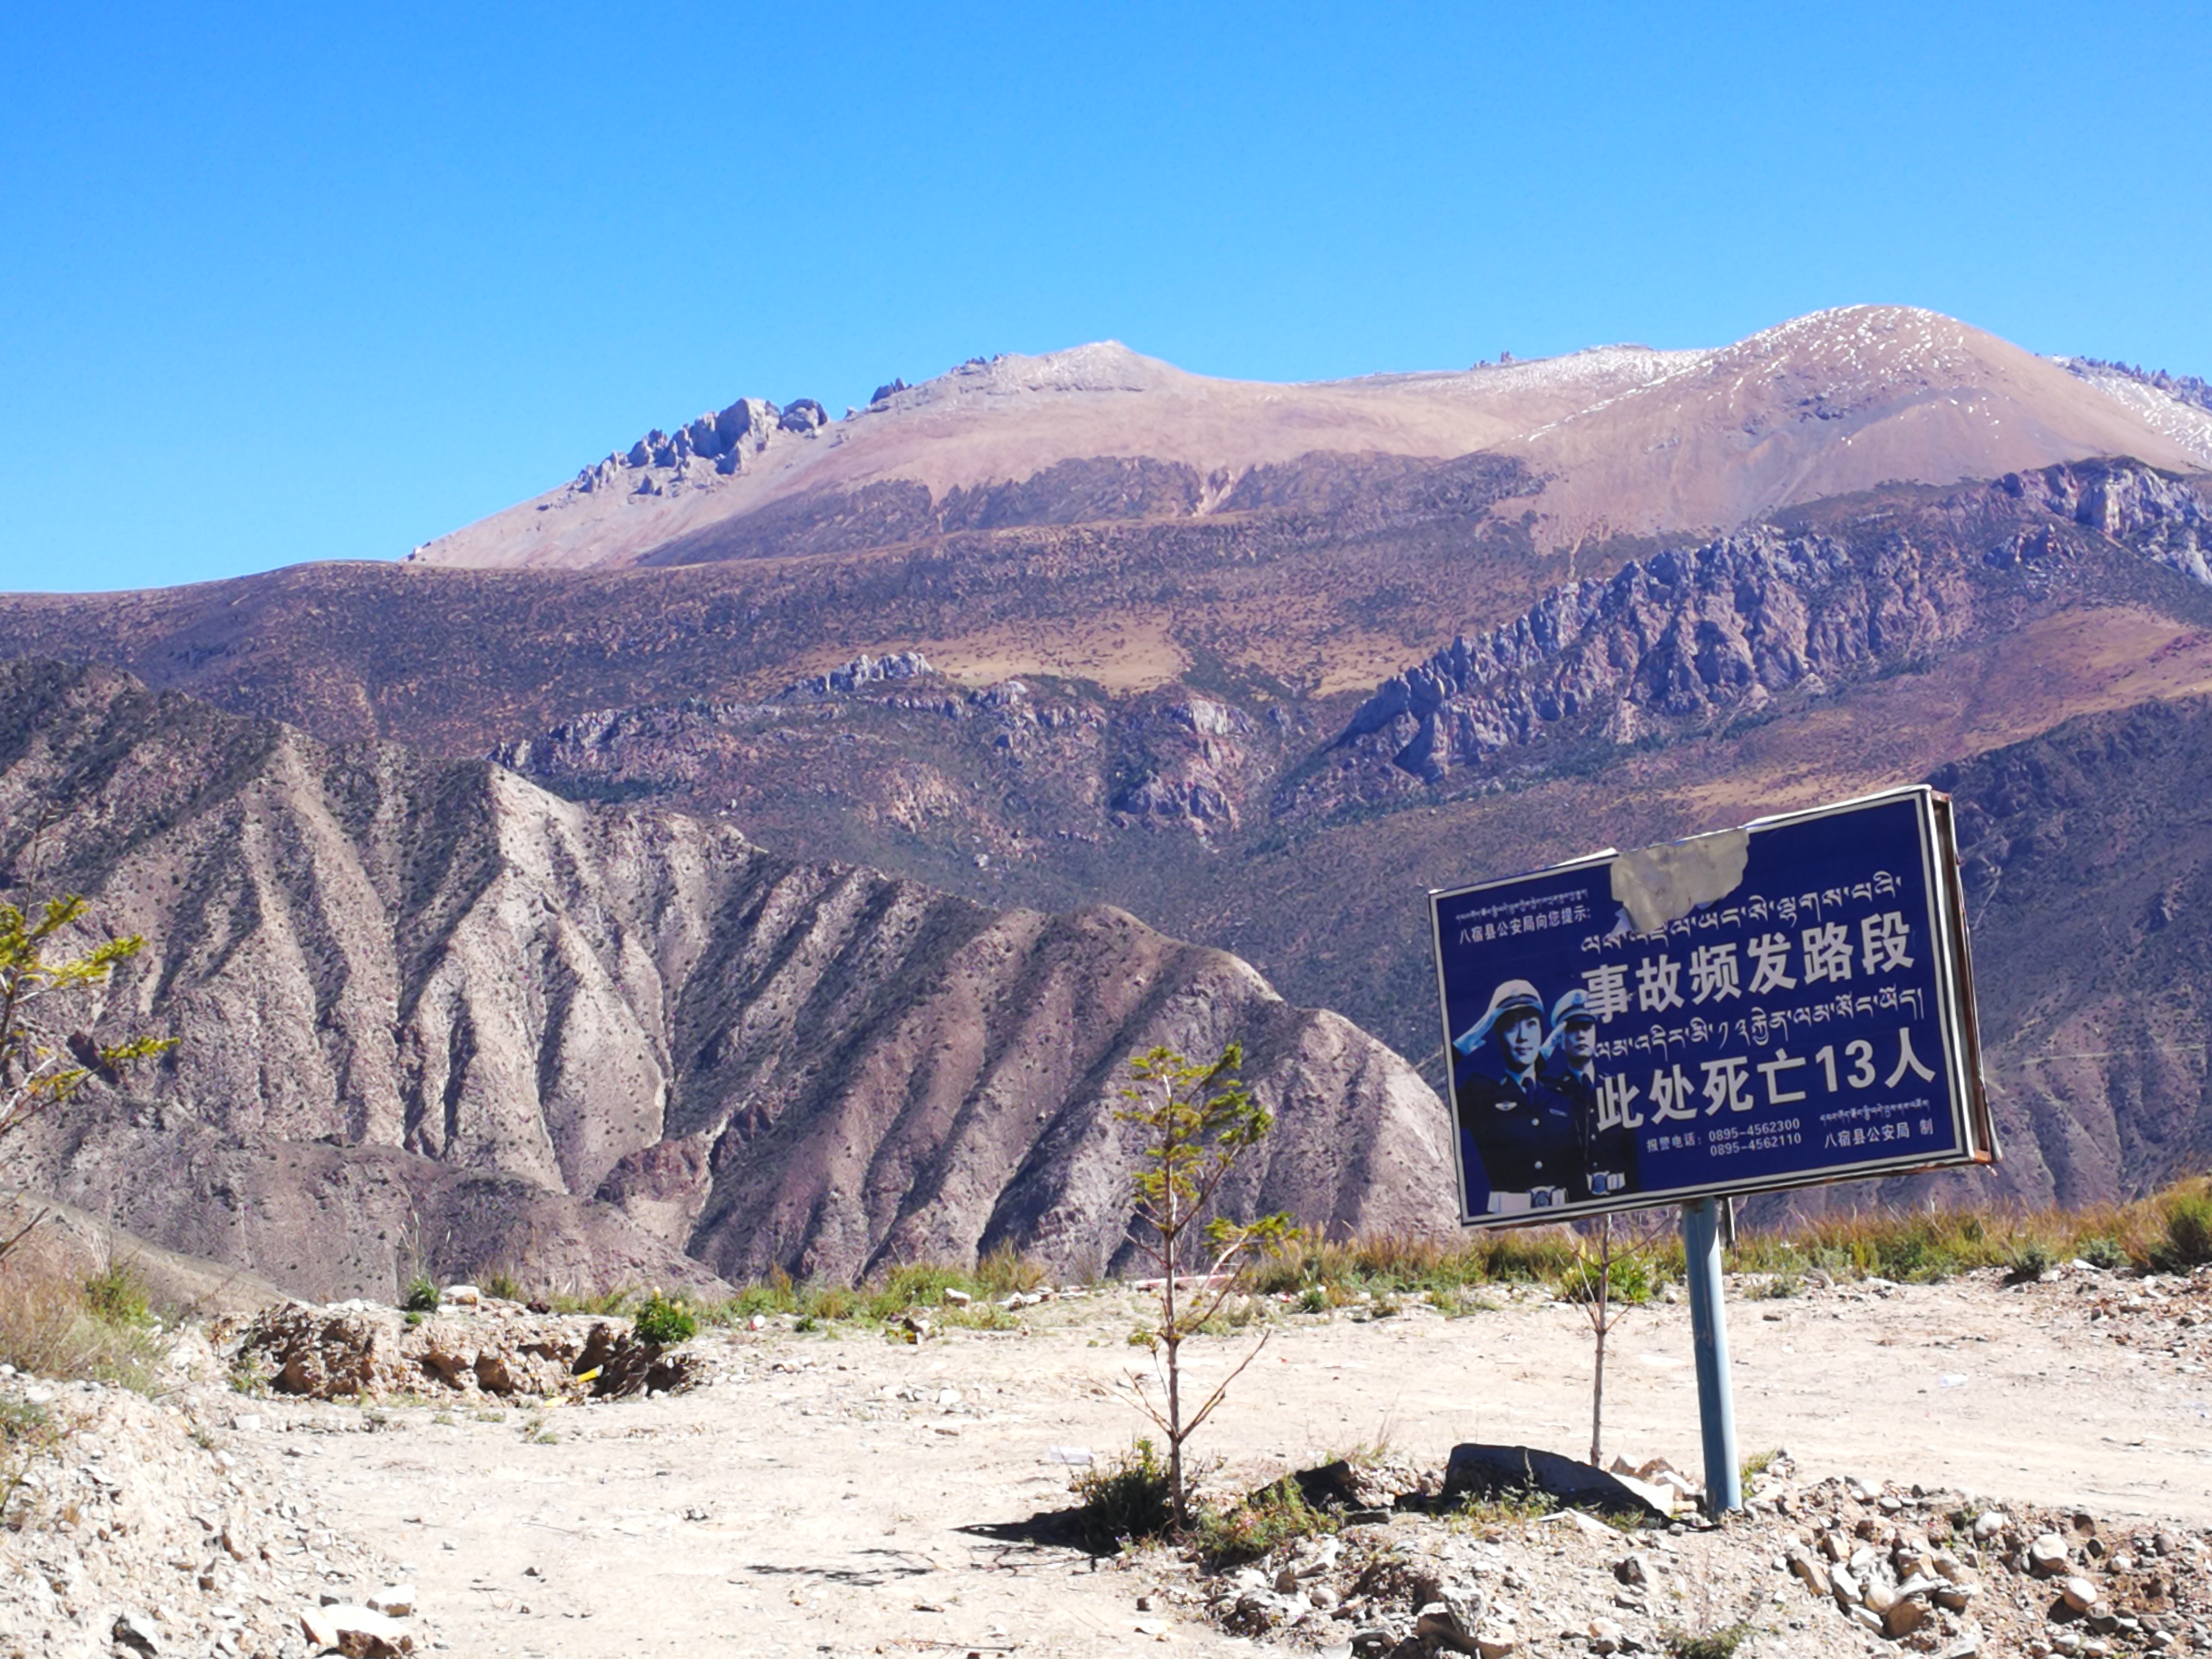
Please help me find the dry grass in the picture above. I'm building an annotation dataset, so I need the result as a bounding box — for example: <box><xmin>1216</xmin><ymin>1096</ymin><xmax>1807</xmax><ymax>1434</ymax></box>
<box><xmin>524</xmin><ymin>1250</ymin><xmax>1060</xmax><ymax>1335</ymax></box>
<box><xmin>0</xmin><ymin>1255</ymin><xmax>167</xmax><ymax>1392</ymax></box>
<box><xmin>502</xmin><ymin>1181</ymin><xmax>2212</xmax><ymax>1336</ymax></box>
<box><xmin>1240</xmin><ymin>1177</ymin><xmax>2212</xmax><ymax>1304</ymax></box>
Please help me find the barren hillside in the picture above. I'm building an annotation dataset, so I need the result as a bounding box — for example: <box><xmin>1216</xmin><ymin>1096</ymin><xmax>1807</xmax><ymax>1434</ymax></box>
<box><xmin>0</xmin><ymin>662</ymin><xmax>1448</xmax><ymax>1298</ymax></box>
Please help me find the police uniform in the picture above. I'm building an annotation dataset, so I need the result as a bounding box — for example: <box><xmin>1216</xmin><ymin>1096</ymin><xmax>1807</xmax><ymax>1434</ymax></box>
<box><xmin>1453</xmin><ymin>980</ymin><xmax>1579</xmax><ymax>1215</ymax></box>
<box><xmin>1539</xmin><ymin>988</ymin><xmax>1636</xmax><ymax>1201</ymax></box>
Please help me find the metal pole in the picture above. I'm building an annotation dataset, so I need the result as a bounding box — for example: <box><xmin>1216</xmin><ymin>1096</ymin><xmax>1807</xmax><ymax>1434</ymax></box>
<box><xmin>1680</xmin><ymin>1197</ymin><xmax>1742</xmax><ymax>1515</ymax></box>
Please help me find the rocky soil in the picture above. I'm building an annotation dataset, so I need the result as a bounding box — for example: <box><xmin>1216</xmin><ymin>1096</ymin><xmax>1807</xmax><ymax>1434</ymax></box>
<box><xmin>9</xmin><ymin>1257</ymin><xmax>2212</xmax><ymax>1658</ymax></box>
<box><xmin>0</xmin><ymin>1337</ymin><xmax>433</xmax><ymax>1659</ymax></box>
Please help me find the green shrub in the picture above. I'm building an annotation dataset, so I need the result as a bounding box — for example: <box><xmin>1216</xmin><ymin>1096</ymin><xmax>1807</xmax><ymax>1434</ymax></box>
<box><xmin>82</xmin><ymin>1259</ymin><xmax>153</xmax><ymax>1327</ymax></box>
<box><xmin>1564</xmin><ymin>1251</ymin><xmax>1655</xmax><ymax>1306</ymax></box>
<box><xmin>1194</xmin><ymin>1476</ymin><xmax>1334</xmax><ymax>1565</ymax></box>
<box><xmin>0</xmin><ymin>1268</ymin><xmax>164</xmax><ymax>1393</ymax></box>
<box><xmin>633</xmin><ymin>1292</ymin><xmax>697</xmax><ymax>1346</ymax></box>
<box><xmin>1664</xmin><ymin>1623</ymin><xmax>1752</xmax><ymax>1659</ymax></box>
<box><xmin>2152</xmin><ymin>1186</ymin><xmax>2212</xmax><ymax>1273</ymax></box>
<box><xmin>1739</xmin><ymin>1447</ymin><xmax>1783</xmax><ymax>1485</ymax></box>
<box><xmin>974</xmin><ymin>1241</ymin><xmax>1046</xmax><ymax>1297</ymax></box>
<box><xmin>2078</xmin><ymin>1235</ymin><xmax>2126</xmax><ymax>1270</ymax></box>
<box><xmin>1069</xmin><ymin>1438</ymin><xmax>1173</xmax><ymax>1547</ymax></box>
<box><xmin>401</xmin><ymin>1275</ymin><xmax>440</xmax><ymax>1314</ymax></box>
<box><xmin>2005</xmin><ymin>1240</ymin><xmax>2054</xmax><ymax>1283</ymax></box>
<box><xmin>0</xmin><ymin>1396</ymin><xmax>48</xmax><ymax>1445</ymax></box>
<box><xmin>799</xmin><ymin>1284</ymin><xmax>855</xmax><ymax>1323</ymax></box>
<box><xmin>481</xmin><ymin>1271</ymin><xmax>523</xmax><ymax>1303</ymax></box>
<box><xmin>1448</xmin><ymin>1487</ymin><xmax>1558</xmax><ymax>1529</ymax></box>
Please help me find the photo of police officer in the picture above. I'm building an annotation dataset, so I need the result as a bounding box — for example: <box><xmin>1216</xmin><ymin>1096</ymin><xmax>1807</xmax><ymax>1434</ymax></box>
<box><xmin>1539</xmin><ymin>989</ymin><xmax>1637</xmax><ymax>1199</ymax></box>
<box><xmin>1451</xmin><ymin>979</ymin><xmax>1580</xmax><ymax>1216</ymax></box>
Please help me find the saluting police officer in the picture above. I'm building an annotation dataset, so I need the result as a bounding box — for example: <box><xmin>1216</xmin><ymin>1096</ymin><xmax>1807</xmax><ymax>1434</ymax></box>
<box><xmin>1452</xmin><ymin>979</ymin><xmax>1580</xmax><ymax>1216</ymax></box>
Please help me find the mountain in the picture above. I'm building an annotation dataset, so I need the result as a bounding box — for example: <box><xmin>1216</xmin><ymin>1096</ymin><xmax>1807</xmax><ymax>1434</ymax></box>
<box><xmin>414</xmin><ymin>306</ymin><xmax>2212</xmax><ymax>576</ymax></box>
<box><xmin>0</xmin><ymin>662</ymin><xmax>1448</xmax><ymax>1300</ymax></box>
<box><xmin>2</xmin><ymin>308</ymin><xmax>2210</xmax><ymax>1254</ymax></box>
<box><xmin>1931</xmin><ymin>697</ymin><xmax>2212</xmax><ymax>1205</ymax></box>
<box><xmin>483</xmin><ymin>457</ymin><xmax>2212</xmax><ymax>1215</ymax></box>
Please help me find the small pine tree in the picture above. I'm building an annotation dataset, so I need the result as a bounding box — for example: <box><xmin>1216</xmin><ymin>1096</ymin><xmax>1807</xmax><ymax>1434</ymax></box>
<box><xmin>0</xmin><ymin>891</ymin><xmax>173</xmax><ymax>1264</ymax></box>
<box><xmin>1118</xmin><ymin>1042</ymin><xmax>1291</xmax><ymax>1527</ymax></box>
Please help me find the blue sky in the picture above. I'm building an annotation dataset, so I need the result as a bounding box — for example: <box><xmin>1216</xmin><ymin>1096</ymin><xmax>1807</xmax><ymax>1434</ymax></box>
<box><xmin>3</xmin><ymin>2</ymin><xmax>2207</xmax><ymax>593</ymax></box>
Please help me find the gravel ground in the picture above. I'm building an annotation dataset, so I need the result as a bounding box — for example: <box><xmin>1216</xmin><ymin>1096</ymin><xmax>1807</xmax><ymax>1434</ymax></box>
<box><xmin>3</xmin><ymin>1259</ymin><xmax>2210</xmax><ymax>1657</ymax></box>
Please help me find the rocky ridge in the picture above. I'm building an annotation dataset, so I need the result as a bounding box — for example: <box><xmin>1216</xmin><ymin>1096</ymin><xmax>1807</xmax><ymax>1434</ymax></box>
<box><xmin>409</xmin><ymin>308</ymin><xmax>2212</xmax><ymax>575</ymax></box>
<box><xmin>1318</xmin><ymin>460</ymin><xmax>2212</xmax><ymax>798</ymax></box>
<box><xmin>560</xmin><ymin>392</ymin><xmax>832</xmax><ymax>502</ymax></box>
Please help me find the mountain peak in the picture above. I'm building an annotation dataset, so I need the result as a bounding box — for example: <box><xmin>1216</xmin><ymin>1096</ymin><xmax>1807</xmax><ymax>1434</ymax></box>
<box><xmin>409</xmin><ymin>308</ymin><xmax>2211</xmax><ymax>574</ymax></box>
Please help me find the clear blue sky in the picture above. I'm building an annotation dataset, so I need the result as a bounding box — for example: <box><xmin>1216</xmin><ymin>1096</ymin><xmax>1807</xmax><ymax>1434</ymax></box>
<box><xmin>3</xmin><ymin>2</ymin><xmax>2208</xmax><ymax>593</ymax></box>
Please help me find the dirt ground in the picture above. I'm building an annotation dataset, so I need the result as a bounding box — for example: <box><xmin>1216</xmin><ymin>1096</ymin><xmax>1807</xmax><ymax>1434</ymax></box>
<box><xmin>180</xmin><ymin>1263</ymin><xmax>2212</xmax><ymax>1657</ymax></box>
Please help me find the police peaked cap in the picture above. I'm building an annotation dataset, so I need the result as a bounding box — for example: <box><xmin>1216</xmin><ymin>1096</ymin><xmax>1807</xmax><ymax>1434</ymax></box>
<box><xmin>1485</xmin><ymin>980</ymin><xmax>1544</xmax><ymax>1020</ymax></box>
<box><xmin>1550</xmin><ymin>988</ymin><xmax>1598</xmax><ymax>1027</ymax></box>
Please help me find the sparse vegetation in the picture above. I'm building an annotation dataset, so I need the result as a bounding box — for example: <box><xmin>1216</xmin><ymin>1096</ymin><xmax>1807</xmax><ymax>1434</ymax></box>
<box><xmin>1739</xmin><ymin>1447</ymin><xmax>1783</xmax><ymax>1486</ymax></box>
<box><xmin>1068</xmin><ymin>1437</ymin><xmax>1173</xmax><ymax>1548</ymax></box>
<box><xmin>0</xmin><ymin>1392</ymin><xmax>63</xmax><ymax>1528</ymax></box>
<box><xmin>2150</xmin><ymin>1181</ymin><xmax>2212</xmax><ymax>1273</ymax></box>
<box><xmin>1663</xmin><ymin>1621</ymin><xmax>1754</xmax><ymax>1659</ymax></box>
<box><xmin>633</xmin><ymin>1291</ymin><xmax>698</xmax><ymax>1346</ymax></box>
<box><xmin>2078</xmin><ymin>1234</ymin><xmax>2126</xmax><ymax>1270</ymax></box>
<box><xmin>0</xmin><ymin>1258</ymin><xmax>166</xmax><ymax>1392</ymax></box>
<box><xmin>401</xmin><ymin>1275</ymin><xmax>440</xmax><ymax>1314</ymax></box>
<box><xmin>1193</xmin><ymin>1474</ymin><xmax>1334</xmax><ymax>1565</ymax></box>
<box><xmin>1234</xmin><ymin>1176</ymin><xmax>2212</xmax><ymax>1304</ymax></box>
<box><xmin>81</xmin><ymin>1253</ymin><xmax>153</xmax><ymax>1327</ymax></box>
<box><xmin>464</xmin><ymin>1178</ymin><xmax>2212</xmax><ymax>1370</ymax></box>
<box><xmin>1448</xmin><ymin>1487</ymin><xmax>1559</xmax><ymax>1530</ymax></box>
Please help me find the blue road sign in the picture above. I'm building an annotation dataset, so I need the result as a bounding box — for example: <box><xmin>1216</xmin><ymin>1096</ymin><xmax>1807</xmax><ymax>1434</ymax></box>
<box><xmin>1429</xmin><ymin>785</ymin><xmax>1994</xmax><ymax>1226</ymax></box>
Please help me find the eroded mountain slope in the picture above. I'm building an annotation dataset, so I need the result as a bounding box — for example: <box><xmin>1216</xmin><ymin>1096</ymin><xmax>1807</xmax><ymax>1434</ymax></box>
<box><xmin>0</xmin><ymin>663</ymin><xmax>1448</xmax><ymax>1296</ymax></box>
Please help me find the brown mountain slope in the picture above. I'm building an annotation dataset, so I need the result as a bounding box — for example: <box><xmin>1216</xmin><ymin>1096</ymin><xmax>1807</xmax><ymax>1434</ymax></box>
<box><xmin>1929</xmin><ymin>698</ymin><xmax>2212</xmax><ymax>1205</ymax></box>
<box><xmin>471</xmin><ymin>460</ymin><xmax>2212</xmax><ymax>1217</ymax></box>
<box><xmin>3</xmin><ymin>463</ymin><xmax>2209</xmax><ymax>1230</ymax></box>
<box><xmin>413</xmin><ymin>306</ymin><xmax>2212</xmax><ymax>574</ymax></box>
<box><xmin>0</xmin><ymin>662</ymin><xmax>1448</xmax><ymax>1299</ymax></box>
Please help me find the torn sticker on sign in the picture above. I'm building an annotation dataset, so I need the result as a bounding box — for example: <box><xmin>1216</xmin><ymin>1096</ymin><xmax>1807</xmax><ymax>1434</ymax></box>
<box><xmin>1611</xmin><ymin>826</ymin><xmax>1751</xmax><ymax>934</ymax></box>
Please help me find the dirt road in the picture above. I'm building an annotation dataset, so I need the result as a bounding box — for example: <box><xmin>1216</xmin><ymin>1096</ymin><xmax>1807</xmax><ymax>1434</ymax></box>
<box><xmin>194</xmin><ymin>1264</ymin><xmax>2212</xmax><ymax>1657</ymax></box>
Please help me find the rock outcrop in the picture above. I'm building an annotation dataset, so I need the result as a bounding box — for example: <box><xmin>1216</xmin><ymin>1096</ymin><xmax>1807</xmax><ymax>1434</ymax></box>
<box><xmin>1325</xmin><ymin>530</ymin><xmax>1973</xmax><ymax>788</ymax></box>
<box><xmin>567</xmin><ymin>391</ymin><xmax>828</xmax><ymax>497</ymax></box>
<box><xmin>1319</xmin><ymin>460</ymin><xmax>2212</xmax><ymax>797</ymax></box>
<box><xmin>226</xmin><ymin>1299</ymin><xmax>696</xmax><ymax>1401</ymax></box>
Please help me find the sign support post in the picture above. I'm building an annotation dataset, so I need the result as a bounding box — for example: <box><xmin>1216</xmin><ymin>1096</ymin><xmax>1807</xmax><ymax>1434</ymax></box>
<box><xmin>1680</xmin><ymin>1197</ymin><xmax>1741</xmax><ymax>1515</ymax></box>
